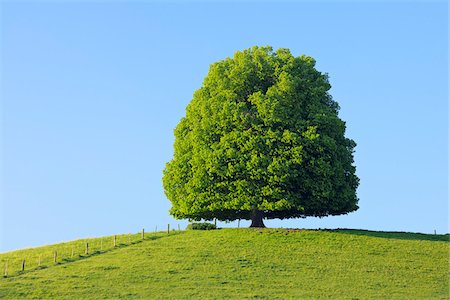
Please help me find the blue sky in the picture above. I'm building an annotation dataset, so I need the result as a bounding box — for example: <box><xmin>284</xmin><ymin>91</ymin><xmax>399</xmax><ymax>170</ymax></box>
<box><xmin>0</xmin><ymin>1</ymin><xmax>447</xmax><ymax>252</ymax></box>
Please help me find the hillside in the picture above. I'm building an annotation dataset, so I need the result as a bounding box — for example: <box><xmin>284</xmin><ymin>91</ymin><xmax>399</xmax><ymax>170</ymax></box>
<box><xmin>0</xmin><ymin>229</ymin><xmax>448</xmax><ymax>299</ymax></box>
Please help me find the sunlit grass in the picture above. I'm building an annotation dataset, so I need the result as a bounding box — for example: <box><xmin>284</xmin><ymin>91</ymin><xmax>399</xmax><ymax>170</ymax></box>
<box><xmin>0</xmin><ymin>231</ymin><xmax>170</xmax><ymax>277</ymax></box>
<box><xmin>0</xmin><ymin>228</ymin><xmax>448</xmax><ymax>299</ymax></box>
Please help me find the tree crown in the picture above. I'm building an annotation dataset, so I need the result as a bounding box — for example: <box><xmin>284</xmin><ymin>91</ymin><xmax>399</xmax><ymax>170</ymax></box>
<box><xmin>163</xmin><ymin>46</ymin><xmax>359</xmax><ymax>221</ymax></box>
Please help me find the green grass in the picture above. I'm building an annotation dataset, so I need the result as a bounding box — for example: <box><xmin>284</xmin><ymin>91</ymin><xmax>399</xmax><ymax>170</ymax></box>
<box><xmin>0</xmin><ymin>228</ymin><xmax>448</xmax><ymax>299</ymax></box>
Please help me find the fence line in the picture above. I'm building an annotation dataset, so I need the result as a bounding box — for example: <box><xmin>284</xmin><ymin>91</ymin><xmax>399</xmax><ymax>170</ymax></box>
<box><xmin>1</xmin><ymin>225</ymin><xmax>183</xmax><ymax>278</ymax></box>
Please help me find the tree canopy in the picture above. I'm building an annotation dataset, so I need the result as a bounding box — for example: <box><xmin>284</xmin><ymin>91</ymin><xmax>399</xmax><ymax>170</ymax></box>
<box><xmin>163</xmin><ymin>46</ymin><xmax>359</xmax><ymax>227</ymax></box>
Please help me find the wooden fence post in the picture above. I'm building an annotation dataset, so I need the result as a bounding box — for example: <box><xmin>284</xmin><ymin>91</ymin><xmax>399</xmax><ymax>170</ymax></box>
<box><xmin>38</xmin><ymin>255</ymin><xmax>41</xmax><ymax>267</ymax></box>
<box><xmin>85</xmin><ymin>242</ymin><xmax>89</xmax><ymax>255</ymax></box>
<box><xmin>54</xmin><ymin>251</ymin><xmax>57</xmax><ymax>263</ymax></box>
<box><xmin>214</xmin><ymin>218</ymin><xmax>217</xmax><ymax>227</ymax></box>
<box><xmin>178</xmin><ymin>224</ymin><xmax>180</xmax><ymax>231</ymax></box>
<box><xmin>434</xmin><ymin>229</ymin><xmax>436</xmax><ymax>235</ymax></box>
<box><xmin>238</xmin><ymin>219</ymin><xmax>240</xmax><ymax>228</ymax></box>
<box><xmin>167</xmin><ymin>224</ymin><xmax>170</xmax><ymax>235</ymax></box>
<box><xmin>142</xmin><ymin>228</ymin><xmax>145</xmax><ymax>240</ymax></box>
<box><xmin>4</xmin><ymin>261</ymin><xmax>8</xmax><ymax>277</ymax></box>
<box><xmin>21</xmin><ymin>260</ymin><xmax>25</xmax><ymax>272</ymax></box>
<box><xmin>114</xmin><ymin>235</ymin><xmax>117</xmax><ymax>247</ymax></box>
<box><xmin>71</xmin><ymin>245</ymin><xmax>74</xmax><ymax>258</ymax></box>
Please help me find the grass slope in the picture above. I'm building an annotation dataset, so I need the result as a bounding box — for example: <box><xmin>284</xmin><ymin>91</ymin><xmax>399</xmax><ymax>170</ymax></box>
<box><xmin>0</xmin><ymin>229</ymin><xmax>448</xmax><ymax>299</ymax></box>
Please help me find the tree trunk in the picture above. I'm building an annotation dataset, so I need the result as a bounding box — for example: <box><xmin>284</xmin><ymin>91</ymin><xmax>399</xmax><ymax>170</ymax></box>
<box><xmin>249</xmin><ymin>209</ymin><xmax>265</xmax><ymax>228</ymax></box>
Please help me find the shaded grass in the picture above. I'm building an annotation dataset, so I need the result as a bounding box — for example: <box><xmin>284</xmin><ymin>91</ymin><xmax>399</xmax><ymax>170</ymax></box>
<box><xmin>0</xmin><ymin>228</ymin><xmax>448</xmax><ymax>299</ymax></box>
<box><xmin>329</xmin><ymin>228</ymin><xmax>450</xmax><ymax>242</ymax></box>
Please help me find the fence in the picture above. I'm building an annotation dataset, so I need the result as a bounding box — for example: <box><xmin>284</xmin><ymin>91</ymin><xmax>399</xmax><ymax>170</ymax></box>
<box><xmin>1</xmin><ymin>225</ymin><xmax>181</xmax><ymax>278</ymax></box>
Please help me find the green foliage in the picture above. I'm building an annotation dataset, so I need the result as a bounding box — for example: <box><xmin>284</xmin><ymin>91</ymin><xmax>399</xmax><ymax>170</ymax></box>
<box><xmin>186</xmin><ymin>222</ymin><xmax>217</xmax><ymax>230</ymax></box>
<box><xmin>163</xmin><ymin>46</ymin><xmax>359</xmax><ymax>221</ymax></box>
<box><xmin>0</xmin><ymin>229</ymin><xmax>448</xmax><ymax>299</ymax></box>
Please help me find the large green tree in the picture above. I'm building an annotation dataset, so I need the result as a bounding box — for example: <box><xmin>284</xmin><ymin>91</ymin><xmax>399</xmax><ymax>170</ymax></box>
<box><xmin>163</xmin><ymin>46</ymin><xmax>359</xmax><ymax>227</ymax></box>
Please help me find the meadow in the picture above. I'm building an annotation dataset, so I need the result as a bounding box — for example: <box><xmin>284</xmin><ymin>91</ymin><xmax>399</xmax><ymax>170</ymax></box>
<box><xmin>0</xmin><ymin>228</ymin><xmax>448</xmax><ymax>299</ymax></box>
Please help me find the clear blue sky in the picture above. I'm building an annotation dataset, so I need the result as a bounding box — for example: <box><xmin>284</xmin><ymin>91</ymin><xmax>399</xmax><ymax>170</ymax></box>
<box><xmin>0</xmin><ymin>1</ymin><xmax>447</xmax><ymax>252</ymax></box>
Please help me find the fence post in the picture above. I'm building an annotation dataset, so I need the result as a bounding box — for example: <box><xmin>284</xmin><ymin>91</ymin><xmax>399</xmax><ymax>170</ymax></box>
<box><xmin>114</xmin><ymin>235</ymin><xmax>117</xmax><ymax>247</ymax></box>
<box><xmin>178</xmin><ymin>224</ymin><xmax>180</xmax><ymax>231</ymax></box>
<box><xmin>4</xmin><ymin>261</ymin><xmax>8</xmax><ymax>277</ymax></box>
<box><xmin>38</xmin><ymin>255</ymin><xmax>41</xmax><ymax>267</ymax></box>
<box><xmin>71</xmin><ymin>245</ymin><xmax>74</xmax><ymax>258</ymax></box>
<box><xmin>85</xmin><ymin>242</ymin><xmax>89</xmax><ymax>255</ymax></box>
<box><xmin>434</xmin><ymin>229</ymin><xmax>436</xmax><ymax>235</ymax></box>
<box><xmin>54</xmin><ymin>251</ymin><xmax>57</xmax><ymax>263</ymax></box>
<box><xmin>21</xmin><ymin>260</ymin><xmax>25</xmax><ymax>272</ymax></box>
<box><xmin>214</xmin><ymin>218</ymin><xmax>217</xmax><ymax>227</ymax></box>
<box><xmin>128</xmin><ymin>235</ymin><xmax>131</xmax><ymax>244</ymax></box>
<box><xmin>238</xmin><ymin>219</ymin><xmax>240</xmax><ymax>228</ymax></box>
<box><xmin>167</xmin><ymin>224</ymin><xmax>170</xmax><ymax>235</ymax></box>
<box><xmin>142</xmin><ymin>228</ymin><xmax>145</xmax><ymax>240</ymax></box>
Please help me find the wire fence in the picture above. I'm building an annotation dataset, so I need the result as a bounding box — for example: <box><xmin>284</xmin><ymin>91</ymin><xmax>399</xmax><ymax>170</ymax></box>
<box><xmin>1</xmin><ymin>226</ymin><xmax>181</xmax><ymax>278</ymax></box>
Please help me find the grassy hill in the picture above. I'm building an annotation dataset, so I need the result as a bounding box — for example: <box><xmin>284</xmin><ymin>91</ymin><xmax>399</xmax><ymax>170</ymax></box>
<box><xmin>0</xmin><ymin>228</ymin><xmax>448</xmax><ymax>299</ymax></box>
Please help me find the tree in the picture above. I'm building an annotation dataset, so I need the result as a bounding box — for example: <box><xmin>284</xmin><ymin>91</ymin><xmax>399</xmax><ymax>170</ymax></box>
<box><xmin>163</xmin><ymin>46</ymin><xmax>359</xmax><ymax>227</ymax></box>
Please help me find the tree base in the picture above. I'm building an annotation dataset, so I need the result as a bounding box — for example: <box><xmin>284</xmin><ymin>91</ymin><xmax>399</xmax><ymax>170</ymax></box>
<box><xmin>249</xmin><ymin>210</ymin><xmax>265</xmax><ymax>228</ymax></box>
